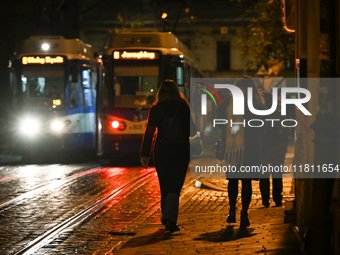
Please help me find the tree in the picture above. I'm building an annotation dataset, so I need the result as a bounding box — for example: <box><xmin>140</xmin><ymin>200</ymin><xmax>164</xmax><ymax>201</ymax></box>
<box><xmin>238</xmin><ymin>0</ymin><xmax>295</xmax><ymax>69</ymax></box>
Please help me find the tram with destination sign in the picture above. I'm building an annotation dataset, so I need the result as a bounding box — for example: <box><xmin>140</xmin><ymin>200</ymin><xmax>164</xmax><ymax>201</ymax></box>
<box><xmin>98</xmin><ymin>29</ymin><xmax>201</xmax><ymax>159</ymax></box>
<box><xmin>9</xmin><ymin>36</ymin><xmax>100</xmax><ymax>161</ymax></box>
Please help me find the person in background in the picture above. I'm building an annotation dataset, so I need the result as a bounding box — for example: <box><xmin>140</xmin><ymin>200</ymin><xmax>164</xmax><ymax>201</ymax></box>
<box><xmin>140</xmin><ymin>80</ymin><xmax>197</xmax><ymax>232</ymax></box>
<box><xmin>216</xmin><ymin>76</ymin><xmax>266</xmax><ymax>227</ymax></box>
<box><xmin>48</xmin><ymin>85</ymin><xmax>60</xmax><ymax>98</ymax></box>
<box><xmin>260</xmin><ymin>89</ymin><xmax>289</xmax><ymax>207</ymax></box>
<box><xmin>257</xmin><ymin>84</ymin><xmax>265</xmax><ymax>96</ymax></box>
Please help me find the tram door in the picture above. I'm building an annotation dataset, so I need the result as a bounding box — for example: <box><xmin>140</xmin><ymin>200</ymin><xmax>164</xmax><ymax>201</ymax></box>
<box><xmin>79</xmin><ymin>68</ymin><xmax>96</xmax><ymax>150</ymax></box>
<box><xmin>96</xmin><ymin>65</ymin><xmax>105</xmax><ymax>155</ymax></box>
<box><xmin>68</xmin><ymin>72</ymin><xmax>82</xmax><ymax>150</ymax></box>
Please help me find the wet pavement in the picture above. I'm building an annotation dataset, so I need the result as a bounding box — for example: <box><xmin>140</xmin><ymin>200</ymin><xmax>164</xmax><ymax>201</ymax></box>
<box><xmin>112</xmin><ymin>173</ymin><xmax>298</xmax><ymax>255</ymax></box>
<box><xmin>0</xmin><ymin>145</ymin><xmax>300</xmax><ymax>255</ymax></box>
<box><xmin>0</xmin><ymin>161</ymin><xmax>160</xmax><ymax>254</ymax></box>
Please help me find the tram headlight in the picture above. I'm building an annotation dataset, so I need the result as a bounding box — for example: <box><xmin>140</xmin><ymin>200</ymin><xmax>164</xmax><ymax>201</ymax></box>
<box><xmin>51</xmin><ymin>120</ymin><xmax>64</xmax><ymax>131</ymax></box>
<box><xmin>42</xmin><ymin>43</ymin><xmax>49</xmax><ymax>51</ymax></box>
<box><xmin>19</xmin><ymin>118</ymin><xmax>40</xmax><ymax>135</ymax></box>
<box><xmin>51</xmin><ymin>120</ymin><xmax>71</xmax><ymax>132</ymax></box>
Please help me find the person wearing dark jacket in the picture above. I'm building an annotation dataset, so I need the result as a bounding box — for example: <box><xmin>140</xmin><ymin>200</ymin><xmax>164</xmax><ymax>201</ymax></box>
<box><xmin>260</xmin><ymin>90</ymin><xmax>289</xmax><ymax>207</ymax></box>
<box><xmin>216</xmin><ymin>76</ymin><xmax>266</xmax><ymax>227</ymax></box>
<box><xmin>140</xmin><ymin>79</ymin><xmax>197</xmax><ymax>232</ymax></box>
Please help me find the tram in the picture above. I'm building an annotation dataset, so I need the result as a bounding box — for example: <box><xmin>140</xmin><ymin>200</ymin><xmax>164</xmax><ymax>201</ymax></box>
<box><xmin>9</xmin><ymin>36</ymin><xmax>100</xmax><ymax>160</ymax></box>
<box><xmin>98</xmin><ymin>29</ymin><xmax>201</xmax><ymax>159</ymax></box>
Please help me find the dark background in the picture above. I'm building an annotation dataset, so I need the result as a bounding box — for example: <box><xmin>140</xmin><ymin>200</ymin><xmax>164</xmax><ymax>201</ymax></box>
<box><xmin>0</xmin><ymin>0</ymin><xmax>255</xmax><ymax>123</ymax></box>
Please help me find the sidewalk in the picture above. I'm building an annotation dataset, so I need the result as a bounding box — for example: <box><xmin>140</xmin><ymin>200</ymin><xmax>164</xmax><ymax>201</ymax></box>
<box><xmin>115</xmin><ymin>179</ymin><xmax>298</xmax><ymax>254</ymax></box>
<box><xmin>115</xmin><ymin>145</ymin><xmax>298</xmax><ymax>255</ymax></box>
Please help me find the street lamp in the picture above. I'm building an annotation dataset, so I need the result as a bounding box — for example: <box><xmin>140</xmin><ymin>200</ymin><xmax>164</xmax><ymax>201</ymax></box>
<box><xmin>161</xmin><ymin>12</ymin><xmax>168</xmax><ymax>20</ymax></box>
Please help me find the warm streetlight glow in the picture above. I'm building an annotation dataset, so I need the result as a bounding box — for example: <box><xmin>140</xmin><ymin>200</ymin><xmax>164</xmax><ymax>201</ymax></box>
<box><xmin>161</xmin><ymin>12</ymin><xmax>168</xmax><ymax>20</ymax></box>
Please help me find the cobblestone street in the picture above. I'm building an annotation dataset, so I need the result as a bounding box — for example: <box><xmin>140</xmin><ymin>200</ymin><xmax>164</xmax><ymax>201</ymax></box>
<box><xmin>0</xmin><ymin>145</ymin><xmax>300</xmax><ymax>254</ymax></box>
<box><xmin>113</xmin><ymin>174</ymin><xmax>298</xmax><ymax>255</ymax></box>
<box><xmin>112</xmin><ymin>145</ymin><xmax>299</xmax><ymax>254</ymax></box>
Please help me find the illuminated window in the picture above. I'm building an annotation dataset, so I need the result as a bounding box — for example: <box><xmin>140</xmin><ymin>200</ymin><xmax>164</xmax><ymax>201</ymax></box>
<box><xmin>69</xmin><ymin>82</ymin><xmax>78</xmax><ymax>109</ymax></box>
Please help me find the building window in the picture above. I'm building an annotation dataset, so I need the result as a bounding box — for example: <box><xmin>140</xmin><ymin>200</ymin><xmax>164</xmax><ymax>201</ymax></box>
<box><xmin>217</xmin><ymin>41</ymin><xmax>231</xmax><ymax>71</ymax></box>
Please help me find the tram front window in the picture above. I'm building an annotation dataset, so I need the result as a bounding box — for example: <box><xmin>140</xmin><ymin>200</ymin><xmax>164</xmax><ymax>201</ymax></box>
<box><xmin>114</xmin><ymin>65</ymin><xmax>158</xmax><ymax>108</ymax></box>
<box><xmin>21</xmin><ymin>65</ymin><xmax>65</xmax><ymax>110</ymax></box>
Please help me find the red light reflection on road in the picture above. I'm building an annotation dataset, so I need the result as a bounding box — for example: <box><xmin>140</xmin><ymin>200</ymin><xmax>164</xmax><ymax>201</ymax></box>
<box><xmin>104</xmin><ymin>167</ymin><xmax>128</xmax><ymax>178</ymax></box>
<box><xmin>0</xmin><ymin>176</ymin><xmax>16</xmax><ymax>182</ymax></box>
<box><xmin>103</xmin><ymin>167</ymin><xmax>160</xmax><ymax>212</ymax></box>
<box><xmin>69</xmin><ymin>168</ymin><xmax>111</xmax><ymax>180</ymax></box>
<box><xmin>103</xmin><ymin>167</ymin><xmax>157</xmax><ymax>178</ymax></box>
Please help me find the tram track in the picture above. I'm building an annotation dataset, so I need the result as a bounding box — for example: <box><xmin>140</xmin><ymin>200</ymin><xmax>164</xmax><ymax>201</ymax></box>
<box><xmin>0</xmin><ymin>161</ymin><xmax>107</xmax><ymax>185</ymax></box>
<box><xmin>11</xmin><ymin>169</ymin><xmax>156</xmax><ymax>255</ymax></box>
<box><xmin>104</xmin><ymin>176</ymin><xmax>199</xmax><ymax>253</ymax></box>
<box><xmin>0</xmin><ymin>162</ymin><xmax>109</xmax><ymax>212</ymax></box>
<box><xmin>1</xmin><ymin>164</ymin><xmax>196</xmax><ymax>255</ymax></box>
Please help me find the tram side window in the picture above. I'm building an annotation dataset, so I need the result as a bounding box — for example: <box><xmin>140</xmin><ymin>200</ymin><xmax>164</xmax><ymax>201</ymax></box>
<box><xmin>176</xmin><ymin>66</ymin><xmax>185</xmax><ymax>95</ymax></box>
<box><xmin>176</xmin><ymin>66</ymin><xmax>183</xmax><ymax>85</ymax></box>
<box><xmin>91</xmin><ymin>69</ymin><xmax>97</xmax><ymax>100</ymax></box>
<box><xmin>184</xmin><ymin>66</ymin><xmax>191</xmax><ymax>100</ymax></box>
<box><xmin>81</xmin><ymin>69</ymin><xmax>92</xmax><ymax>107</ymax></box>
<box><xmin>102</xmin><ymin>69</ymin><xmax>109</xmax><ymax>109</ymax></box>
<box><xmin>10</xmin><ymin>70</ymin><xmax>19</xmax><ymax>108</ymax></box>
<box><xmin>69</xmin><ymin>82</ymin><xmax>78</xmax><ymax>109</ymax></box>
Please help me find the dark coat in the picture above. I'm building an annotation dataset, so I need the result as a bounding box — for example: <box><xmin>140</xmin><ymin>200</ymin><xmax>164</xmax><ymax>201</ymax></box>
<box><xmin>261</xmin><ymin>92</ymin><xmax>289</xmax><ymax>167</ymax></box>
<box><xmin>216</xmin><ymin>95</ymin><xmax>265</xmax><ymax>180</ymax></box>
<box><xmin>140</xmin><ymin>97</ymin><xmax>197</xmax><ymax>194</ymax></box>
<box><xmin>216</xmin><ymin>96</ymin><xmax>263</xmax><ymax>166</ymax></box>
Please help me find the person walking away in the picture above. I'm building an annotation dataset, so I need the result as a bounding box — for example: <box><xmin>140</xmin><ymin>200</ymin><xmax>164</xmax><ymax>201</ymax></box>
<box><xmin>260</xmin><ymin>89</ymin><xmax>289</xmax><ymax>207</ymax></box>
<box><xmin>140</xmin><ymin>80</ymin><xmax>197</xmax><ymax>232</ymax></box>
<box><xmin>257</xmin><ymin>84</ymin><xmax>265</xmax><ymax>96</ymax></box>
<box><xmin>216</xmin><ymin>76</ymin><xmax>266</xmax><ymax>227</ymax></box>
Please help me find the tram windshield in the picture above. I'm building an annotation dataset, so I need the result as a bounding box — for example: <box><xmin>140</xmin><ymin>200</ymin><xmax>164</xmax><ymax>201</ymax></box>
<box><xmin>21</xmin><ymin>65</ymin><xmax>65</xmax><ymax>110</ymax></box>
<box><xmin>113</xmin><ymin>64</ymin><xmax>158</xmax><ymax>108</ymax></box>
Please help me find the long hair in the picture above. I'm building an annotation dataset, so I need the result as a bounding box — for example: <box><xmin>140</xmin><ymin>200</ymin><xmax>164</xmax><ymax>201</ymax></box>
<box><xmin>234</xmin><ymin>75</ymin><xmax>257</xmax><ymax>90</ymax></box>
<box><xmin>155</xmin><ymin>79</ymin><xmax>188</xmax><ymax>104</ymax></box>
<box><xmin>234</xmin><ymin>75</ymin><xmax>265</xmax><ymax>110</ymax></box>
<box><xmin>262</xmin><ymin>92</ymin><xmax>273</xmax><ymax>109</ymax></box>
